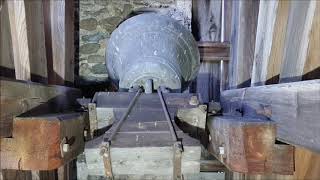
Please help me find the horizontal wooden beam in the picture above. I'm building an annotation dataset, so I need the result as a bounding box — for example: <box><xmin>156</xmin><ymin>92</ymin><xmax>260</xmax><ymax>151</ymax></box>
<box><xmin>0</xmin><ymin>113</ymin><xmax>85</xmax><ymax>170</ymax></box>
<box><xmin>221</xmin><ymin>80</ymin><xmax>320</xmax><ymax>152</ymax></box>
<box><xmin>207</xmin><ymin>116</ymin><xmax>294</xmax><ymax>175</ymax></box>
<box><xmin>0</xmin><ymin>78</ymin><xmax>81</xmax><ymax>137</ymax></box>
<box><xmin>198</xmin><ymin>42</ymin><xmax>230</xmax><ymax>62</ymax></box>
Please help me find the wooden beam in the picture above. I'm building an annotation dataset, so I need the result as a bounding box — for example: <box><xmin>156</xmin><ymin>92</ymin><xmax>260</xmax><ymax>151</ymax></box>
<box><xmin>0</xmin><ymin>78</ymin><xmax>81</xmax><ymax>137</ymax></box>
<box><xmin>221</xmin><ymin>80</ymin><xmax>320</xmax><ymax>152</ymax></box>
<box><xmin>0</xmin><ymin>113</ymin><xmax>85</xmax><ymax>170</ymax></box>
<box><xmin>229</xmin><ymin>0</ymin><xmax>260</xmax><ymax>89</ymax></box>
<box><xmin>207</xmin><ymin>116</ymin><xmax>294</xmax><ymax>175</ymax></box>
<box><xmin>7</xmin><ymin>0</ymin><xmax>31</xmax><ymax>81</ymax></box>
<box><xmin>280</xmin><ymin>0</ymin><xmax>317</xmax><ymax>83</ymax></box>
<box><xmin>198</xmin><ymin>42</ymin><xmax>230</xmax><ymax>62</ymax></box>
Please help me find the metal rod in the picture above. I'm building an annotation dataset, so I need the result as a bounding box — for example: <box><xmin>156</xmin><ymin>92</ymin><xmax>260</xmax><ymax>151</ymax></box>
<box><xmin>157</xmin><ymin>87</ymin><xmax>178</xmax><ymax>142</ymax></box>
<box><xmin>107</xmin><ymin>88</ymin><xmax>142</xmax><ymax>142</ymax></box>
<box><xmin>220</xmin><ymin>0</ymin><xmax>226</xmax><ymax>92</ymax></box>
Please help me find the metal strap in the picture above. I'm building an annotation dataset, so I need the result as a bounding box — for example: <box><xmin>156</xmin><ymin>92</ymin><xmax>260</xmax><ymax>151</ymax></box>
<box><xmin>100</xmin><ymin>88</ymin><xmax>142</xmax><ymax>179</ymax></box>
<box><xmin>100</xmin><ymin>142</ymin><xmax>113</xmax><ymax>179</ymax></box>
<box><xmin>157</xmin><ymin>87</ymin><xmax>184</xmax><ymax>179</ymax></box>
<box><xmin>173</xmin><ymin>141</ymin><xmax>183</xmax><ymax>180</ymax></box>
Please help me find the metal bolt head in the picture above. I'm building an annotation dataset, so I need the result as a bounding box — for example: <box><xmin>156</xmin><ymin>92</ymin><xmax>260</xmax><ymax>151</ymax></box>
<box><xmin>189</xmin><ymin>96</ymin><xmax>199</xmax><ymax>106</ymax></box>
<box><xmin>219</xmin><ymin>146</ymin><xmax>225</xmax><ymax>155</ymax></box>
<box><xmin>63</xmin><ymin>143</ymin><xmax>70</xmax><ymax>153</ymax></box>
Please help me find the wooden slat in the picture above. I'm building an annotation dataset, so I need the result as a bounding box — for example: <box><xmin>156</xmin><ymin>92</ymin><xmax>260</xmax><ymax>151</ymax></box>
<box><xmin>265</xmin><ymin>0</ymin><xmax>291</xmax><ymax>85</ymax></box>
<box><xmin>280</xmin><ymin>0</ymin><xmax>317</xmax><ymax>83</ymax></box>
<box><xmin>24</xmin><ymin>0</ymin><xmax>48</xmax><ymax>83</ymax></box>
<box><xmin>0</xmin><ymin>113</ymin><xmax>85</xmax><ymax>170</ymax></box>
<box><xmin>229</xmin><ymin>0</ymin><xmax>260</xmax><ymax>89</ymax></box>
<box><xmin>221</xmin><ymin>80</ymin><xmax>320</xmax><ymax>152</ymax></box>
<box><xmin>303</xmin><ymin>1</ymin><xmax>320</xmax><ymax>80</ymax></box>
<box><xmin>0</xmin><ymin>0</ymin><xmax>15</xmax><ymax>79</ymax></box>
<box><xmin>44</xmin><ymin>0</ymin><xmax>74</xmax><ymax>86</ymax></box>
<box><xmin>7</xmin><ymin>0</ymin><xmax>31</xmax><ymax>81</ymax></box>
<box><xmin>251</xmin><ymin>0</ymin><xmax>278</xmax><ymax>86</ymax></box>
<box><xmin>0</xmin><ymin>78</ymin><xmax>81</xmax><ymax>137</ymax></box>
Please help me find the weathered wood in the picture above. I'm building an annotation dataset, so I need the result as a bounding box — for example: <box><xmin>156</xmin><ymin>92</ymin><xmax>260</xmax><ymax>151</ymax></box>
<box><xmin>221</xmin><ymin>80</ymin><xmax>320</xmax><ymax>152</ymax></box>
<box><xmin>251</xmin><ymin>0</ymin><xmax>278</xmax><ymax>86</ymax></box>
<box><xmin>198</xmin><ymin>42</ymin><xmax>230</xmax><ymax>62</ymax></box>
<box><xmin>7</xmin><ymin>0</ymin><xmax>31</xmax><ymax>80</ymax></box>
<box><xmin>85</xmin><ymin>135</ymin><xmax>200</xmax><ymax>177</ymax></box>
<box><xmin>229</xmin><ymin>0</ymin><xmax>260</xmax><ymax>88</ymax></box>
<box><xmin>0</xmin><ymin>78</ymin><xmax>81</xmax><ymax>137</ymax></box>
<box><xmin>0</xmin><ymin>113</ymin><xmax>85</xmax><ymax>170</ymax></box>
<box><xmin>0</xmin><ymin>0</ymin><xmax>15</xmax><ymax>79</ymax></box>
<box><xmin>303</xmin><ymin>1</ymin><xmax>320</xmax><ymax>80</ymax></box>
<box><xmin>207</xmin><ymin>116</ymin><xmax>277</xmax><ymax>174</ymax></box>
<box><xmin>265</xmin><ymin>0</ymin><xmax>290</xmax><ymax>85</ymax></box>
<box><xmin>44</xmin><ymin>0</ymin><xmax>74</xmax><ymax>86</ymax></box>
<box><xmin>24</xmin><ymin>0</ymin><xmax>48</xmax><ymax>83</ymax></box>
<box><xmin>280</xmin><ymin>0</ymin><xmax>317</xmax><ymax>83</ymax></box>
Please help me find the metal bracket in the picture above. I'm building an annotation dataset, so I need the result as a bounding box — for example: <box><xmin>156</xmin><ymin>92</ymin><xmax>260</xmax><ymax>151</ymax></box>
<box><xmin>173</xmin><ymin>141</ymin><xmax>183</xmax><ymax>180</ymax></box>
<box><xmin>100</xmin><ymin>141</ymin><xmax>113</xmax><ymax>180</ymax></box>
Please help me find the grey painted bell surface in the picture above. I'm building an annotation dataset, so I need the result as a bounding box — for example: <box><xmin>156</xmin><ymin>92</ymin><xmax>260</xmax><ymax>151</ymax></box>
<box><xmin>106</xmin><ymin>13</ymin><xmax>200</xmax><ymax>91</ymax></box>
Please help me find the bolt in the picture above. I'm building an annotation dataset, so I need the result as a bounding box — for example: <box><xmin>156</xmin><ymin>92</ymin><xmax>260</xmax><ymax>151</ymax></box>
<box><xmin>189</xmin><ymin>96</ymin><xmax>199</xmax><ymax>106</ymax></box>
<box><xmin>63</xmin><ymin>143</ymin><xmax>70</xmax><ymax>153</ymax></box>
<box><xmin>219</xmin><ymin>146</ymin><xmax>225</xmax><ymax>155</ymax></box>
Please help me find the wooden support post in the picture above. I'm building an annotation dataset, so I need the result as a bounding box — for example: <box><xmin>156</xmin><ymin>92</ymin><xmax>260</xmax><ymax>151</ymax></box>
<box><xmin>221</xmin><ymin>80</ymin><xmax>320</xmax><ymax>152</ymax></box>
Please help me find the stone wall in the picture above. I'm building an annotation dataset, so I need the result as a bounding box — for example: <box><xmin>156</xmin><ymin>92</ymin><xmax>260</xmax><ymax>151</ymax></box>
<box><xmin>79</xmin><ymin>0</ymin><xmax>191</xmax><ymax>84</ymax></box>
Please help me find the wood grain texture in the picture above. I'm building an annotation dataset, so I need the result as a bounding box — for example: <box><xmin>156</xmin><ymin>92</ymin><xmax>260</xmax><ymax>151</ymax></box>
<box><xmin>280</xmin><ymin>0</ymin><xmax>316</xmax><ymax>83</ymax></box>
<box><xmin>24</xmin><ymin>0</ymin><xmax>48</xmax><ymax>83</ymax></box>
<box><xmin>266</xmin><ymin>0</ymin><xmax>291</xmax><ymax>85</ymax></box>
<box><xmin>303</xmin><ymin>1</ymin><xmax>320</xmax><ymax>80</ymax></box>
<box><xmin>45</xmin><ymin>0</ymin><xmax>74</xmax><ymax>85</ymax></box>
<box><xmin>0</xmin><ymin>0</ymin><xmax>15</xmax><ymax>78</ymax></box>
<box><xmin>229</xmin><ymin>0</ymin><xmax>260</xmax><ymax>89</ymax></box>
<box><xmin>192</xmin><ymin>0</ymin><xmax>222</xmax><ymax>103</ymax></box>
<box><xmin>251</xmin><ymin>0</ymin><xmax>278</xmax><ymax>86</ymax></box>
<box><xmin>7</xmin><ymin>0</ymin><xmax>31</xmax><ymax>80</ymax></box>
<box><xmin>0</xmin><ymin>78</ymin><xmax>81</xmax><ymax>137</ymax></box>
<box><xmin>207</xmin><ymin>116</ymin><xmax>294</xmax><ymax>174</ymax></box>
<box><xmin>0</xmin><ymin>113</ymin><xmax>85</xmax><ymax>170</ymax></box>
<box><xmin>221</xmin><ymin>80</ymin><xmax>320</xmax><ymax>152</ymax></box>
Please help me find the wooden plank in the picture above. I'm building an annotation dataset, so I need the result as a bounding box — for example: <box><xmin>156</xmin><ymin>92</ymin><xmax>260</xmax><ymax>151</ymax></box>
<box><xmin>221</xmin><ymin>80</ymin><xmax>320</xmax><ymax>152</ymax></box>
<box><xmin>229</xmin><ymin>0</ymin><xmax>260</xmax><ymax>89</ymax></box>
<box><xmin>0</xmin><ymin>113</ymin><xmax>85</xmax><ymax>170</ymax></box>
<box><xmin>303</xmin><ymin>1</ymin><xmax>320</xmax><ymax>80</ymax></box>
<box><xmin>198</xmin><ymin>42</ymin><xmax>230</xmax><ymax>62</ymax></box>
<box><xmin>265</xmin><ymin>0</ymin><xmax>291</xmax><ymax>85</ymax></box>
<box><xmin>85</xmin><ymin>135</ymin><xmax>200</xmax><ymax>177</ymax></box>
<box><xmin>0</xmin><ymin>78</ymin><xmax>81</xmax><ymax>137</ymax></box>
<box><xmin>7</xmin><ymin>0</ymin><xmax>31</xmax><ymax>80</ymax></box>
<box><xmin>280</xmin><ymin>0</ymin><xmax>317</xmax><ymax>83</ymax></box>
<box><xmin>24</xmin><ymin>0</ymin><xmax>48</xmax><ymax>83</ymax></box>
<box><xmin>0</xmin><ymin>0</ymin><xmax>15</xmax><ymax>79</ymax></box>
<box><xmin>207</xmin><ymin>116</ymin><xmax>277</xmax><ymax>174</ymax></box>
<box><xmin>192</xmin><ymin>0</ymin><xmax>222</xmax><ymax>103</ymax></box>
<box><xmin>251</xmin><ymin>0</ymin><xmax>278</xmax><ymax>86</ymax></box>
<box><xmin>44</xmin><ymin>0</ymin><xmax>74</xmax><ymax>86</ymax></box>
